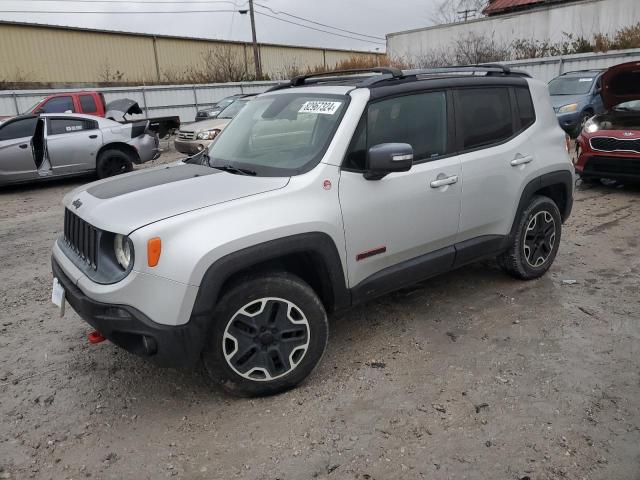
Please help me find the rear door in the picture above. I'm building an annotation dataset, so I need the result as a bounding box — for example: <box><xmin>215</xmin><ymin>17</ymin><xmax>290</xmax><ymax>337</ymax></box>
<box><xmin>454</xmin><ymin>86</ymin><xmax>537</xmax><ymax>245</ymax></box>
<box><xmin>46</xmin><ymin>117</ymin><xmax>102</xmax><ymax>174</ymax></box>
<box><xmin>0</xmin><ymin>117</ymin><xmax>39</xmax><ymax>183</ymax></box>
<box><xmin>339</xmin><ymin>90</ymin><xmax>461</xmax><ymax>295</ymax></box>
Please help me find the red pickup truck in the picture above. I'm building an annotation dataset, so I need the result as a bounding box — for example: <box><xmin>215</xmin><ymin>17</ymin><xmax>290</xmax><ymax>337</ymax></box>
<box><xmin>29</xmin><ymin>91</ymin><xmax>107</xmax><ymax>116</ymax></box>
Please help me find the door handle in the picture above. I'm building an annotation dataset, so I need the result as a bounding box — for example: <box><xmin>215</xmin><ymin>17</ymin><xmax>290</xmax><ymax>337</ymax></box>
<box><xmin>430</xmin><ymin>175</ymin><xmax>458</xmax><ymax>188</ymax></box>
<box><xmin>89</xmin><ymin>134</ymin><xmax>98</xmax><ymax>139</ymax></box>
<box><xmin>19</xmin><ymin>144</ymin><xmax>28</xmax><ymax>149</ymax></box>
<box><xmin>510</xmin><ymin>155</ymin><xmax>533</xmax><ymax>166</ymax></box>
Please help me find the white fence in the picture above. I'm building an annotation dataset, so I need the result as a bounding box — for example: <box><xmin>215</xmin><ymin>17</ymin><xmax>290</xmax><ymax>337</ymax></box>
<box><xmin>0</xmin><ymin>81</ymin><xmax>280</xmax><ymax>123</ymax></box>
<box><xmin>501</xmin><ymin>48</ymin><xmax>640</xmax><ymax>83</ymax></box>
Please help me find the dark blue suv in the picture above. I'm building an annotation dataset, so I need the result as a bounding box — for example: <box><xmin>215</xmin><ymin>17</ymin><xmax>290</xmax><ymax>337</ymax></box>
<box><xmin>548</xmin><ymin>69</ymin><xmax>605</xmax><ymax>137</ymax></box>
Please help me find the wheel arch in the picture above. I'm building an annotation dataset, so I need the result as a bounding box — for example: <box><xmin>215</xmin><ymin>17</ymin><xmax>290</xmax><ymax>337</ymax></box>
<box><xmin>507</xmin><ymin>170</ymin><xmax>573</xmax><ymax>243</ymax></box>
<box><xmin>191</xmin><ymin>232</ymin><xmax>350</xmax><ymax>322</ymax></box>
<box><xmin>97</xmin><ymin>142</ymin><xmax>141</xmax><ymax>164</ymax></box>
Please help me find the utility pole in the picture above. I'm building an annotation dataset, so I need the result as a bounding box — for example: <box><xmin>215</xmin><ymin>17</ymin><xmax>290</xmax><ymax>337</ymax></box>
<box><xmin>457</xmin><ymin>8</ymin><xmax>477</xmax><ymax>21</ymax></box>
<box><xmin>248</xmin><ymin>0</ymin><xmax>262</xmax><ymax>79</ymax></box>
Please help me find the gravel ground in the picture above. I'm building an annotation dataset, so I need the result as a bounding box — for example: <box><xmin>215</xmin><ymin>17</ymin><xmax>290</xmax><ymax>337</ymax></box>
<box><xmin>1</xmin><ymin>143</ymin><xmax>639</xmax><ymax>480</ymax></box>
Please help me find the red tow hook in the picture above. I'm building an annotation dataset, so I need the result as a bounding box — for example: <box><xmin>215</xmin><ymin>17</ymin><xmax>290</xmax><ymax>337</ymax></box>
<box><xmin>88</xmin><ymin>330</ymin><xmax>106</xmax><ymax>344</ymax></box>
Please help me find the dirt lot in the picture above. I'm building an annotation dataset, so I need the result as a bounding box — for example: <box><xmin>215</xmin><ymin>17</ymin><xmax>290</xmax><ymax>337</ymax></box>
<box><xmin>1</xmin><ymin>145</ymin><xmax>639</xmax><ymax>480</ymax></box>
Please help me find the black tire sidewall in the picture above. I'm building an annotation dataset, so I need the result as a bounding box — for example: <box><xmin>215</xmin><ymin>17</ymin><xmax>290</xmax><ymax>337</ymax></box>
<box><xmin>513</xmin><ymin>196</ymin><xmax>562</xmax><ymax>278</ymax></box>
<box><xmin>97</xmin><ymin>150</ymin><xmax>133</xmax><ymax>179</ymax></box>
<box><xmin>203</xmin><ymin>273</ymin><xmax>328</xmax><ymax>397</ymax></box>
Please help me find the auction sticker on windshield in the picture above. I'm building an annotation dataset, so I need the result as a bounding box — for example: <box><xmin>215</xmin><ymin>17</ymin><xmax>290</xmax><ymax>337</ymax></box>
<box><xmin>299</xmin><ymin>101</ymin><xmax>342</xmax><ymax>115</ymax></box>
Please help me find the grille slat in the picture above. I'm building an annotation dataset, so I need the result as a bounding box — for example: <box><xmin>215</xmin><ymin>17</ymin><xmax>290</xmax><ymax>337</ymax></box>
<box><xmin>584</xmin><ymin>156</ymin><xmax>640</xmax><ymax>176</ymax></box>
<box><xmin>590</xmin><ymin>137</ymin><xmax>640</xmax><ymax>153</ymax></box>
<box><xmin>64</xmin><ymin>208</ymin><xmax>99</xmax><ymax>269</ymax></box>
<box><xmin>178</xmin><ymin>130</ymin><xmax>196</xmax><ymax>140</ymax></box>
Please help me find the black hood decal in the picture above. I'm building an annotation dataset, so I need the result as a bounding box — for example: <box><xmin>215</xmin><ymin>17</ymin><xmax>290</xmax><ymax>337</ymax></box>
<box><xmin>87</xmin><ymin>164</ymin><xmax>219</xmax><ymax>199</ymax></box>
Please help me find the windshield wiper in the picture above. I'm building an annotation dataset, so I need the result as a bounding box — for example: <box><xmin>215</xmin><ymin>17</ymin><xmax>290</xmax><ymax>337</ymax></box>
<box><xmin>213</xmin><ymin>164</ymin><xmax>257</xmax><ymax>176</ymax></box>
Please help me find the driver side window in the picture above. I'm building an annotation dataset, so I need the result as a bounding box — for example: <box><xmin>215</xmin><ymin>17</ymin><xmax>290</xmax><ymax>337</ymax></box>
<box><xmin>343</xmin><ymin>91</ymin><xmax>449</xmax><ymax>171</ymax></box>
<box><xmin>0</xmin><ymin>118</ymin><xmax>38</xmax><ymax>141</ymax></box>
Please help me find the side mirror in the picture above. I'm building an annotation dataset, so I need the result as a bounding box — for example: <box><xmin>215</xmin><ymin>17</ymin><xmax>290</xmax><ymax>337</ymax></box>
<box><xmin>364</xmin><ymin>143</ymin><xmax>413</xmax><ymax>180</ymax></box>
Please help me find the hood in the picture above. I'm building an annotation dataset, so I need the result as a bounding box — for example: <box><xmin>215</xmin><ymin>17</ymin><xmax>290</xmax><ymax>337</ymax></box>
<box><xmin>549</xmin><ymin>94</ymin><xmax>587</xmax><ymax>110</ymax></box>
<box><xmin>63</xmin><ymin>163</ymin><xmax>289</xmax><ymax>234</ymax></box>
<box><xmin>105</xmin><ymin>98</ymin><xmax>143</xmax><ymax>120</ymax></box>
<box><xmin>184</xmin><ymin>118</ymin><xmax>231</xmax><ymax>132</ymax></box>
<box><xmin>601</xmin><ymin>61</ymin><xmax>640</xmax><ymax>110</ymax></box>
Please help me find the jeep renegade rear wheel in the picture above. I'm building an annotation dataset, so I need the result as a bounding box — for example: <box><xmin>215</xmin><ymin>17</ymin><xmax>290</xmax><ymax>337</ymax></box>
<box><xmin>498</xmin><ymin>195</ymin><xmax>562</xmax><ymax>280</ymax></box>
<box><xmin>203</xmin><ymin>273</ymin><xmax>328</xmax><ymax>397</ymax></box>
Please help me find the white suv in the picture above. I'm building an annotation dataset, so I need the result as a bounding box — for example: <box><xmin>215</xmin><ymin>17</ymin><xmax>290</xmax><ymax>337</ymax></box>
<box><xmin>52</xmin><ymin>66</ymin><xmax>574</xmax><ymax>396</ymax></box>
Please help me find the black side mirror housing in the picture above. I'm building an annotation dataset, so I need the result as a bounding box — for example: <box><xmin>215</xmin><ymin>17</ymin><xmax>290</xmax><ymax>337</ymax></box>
<box><xmin>364</xmin><ymin>143</ymin><xmax>413</xmax><ymax>180</ymax></box>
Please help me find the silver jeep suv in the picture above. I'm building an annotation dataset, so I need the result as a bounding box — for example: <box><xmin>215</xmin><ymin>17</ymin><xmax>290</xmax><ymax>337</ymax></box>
<box><xmin>52</xmin><ymin>66</ymin><xmax>574</xmax><ymax>396</ymax></box>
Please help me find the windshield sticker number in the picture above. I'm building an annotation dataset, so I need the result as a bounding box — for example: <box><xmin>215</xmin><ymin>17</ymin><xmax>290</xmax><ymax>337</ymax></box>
<box><xmin>299</xmin><ymin>101</ymin><xmax>342</xmax><ymax>115</ymax></box>
<box><xmin>578</xmin><ymin>78</ymin><xmax>594</xmax><ymax>82</ymax></box>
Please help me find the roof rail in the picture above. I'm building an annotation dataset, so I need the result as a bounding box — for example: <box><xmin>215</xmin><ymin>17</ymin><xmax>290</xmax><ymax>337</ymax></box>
<box><xmin>290</xmin><ymin>67</ymin><xmax>404</xmax><ymax>87</ymax></box>
<box><xmin>403</xmin><ymin>63</ymin><xmax>530</xmax><ymax>78</ymax></box>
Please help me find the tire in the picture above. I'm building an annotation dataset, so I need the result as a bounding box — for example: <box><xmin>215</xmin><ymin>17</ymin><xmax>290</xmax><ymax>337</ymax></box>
<box><xmin>96</xmin><ymin>149</ymin><xmax>134</xmax><ymax>179</ymax></box>
<box><xmin>203</xmin><ymin>273</ymin><xmax>329</xmax><ymax>397</ymax></box>
<box><xmin>498</xmin><ymin>195</ymin><xmax>562</xmax><ymax>280</ymax></box>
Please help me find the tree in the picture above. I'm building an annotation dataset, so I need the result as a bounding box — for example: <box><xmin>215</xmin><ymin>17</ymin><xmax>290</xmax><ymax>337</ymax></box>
<box><xmin>430</xmin><ymin>0</ymin><xmax>488</xmax><ymax>24</ymax></box>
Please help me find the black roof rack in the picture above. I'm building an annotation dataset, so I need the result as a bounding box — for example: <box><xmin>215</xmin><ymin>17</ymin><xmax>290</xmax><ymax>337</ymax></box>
<box><xmin>264</xmin><ymin>63</ymin><xmax>529</xmax><ymax>93</ymax></box>
<box><xmin>403</xmin><ymin>63</ymin><xmax>529</xmax><ymax>78</ymax></box>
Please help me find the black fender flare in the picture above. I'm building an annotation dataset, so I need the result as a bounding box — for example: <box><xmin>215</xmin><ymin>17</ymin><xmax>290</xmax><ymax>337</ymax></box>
<box><xmin>190</xmin><ymin>232</ymin><xmax>350</xmax><ymax>320</ymax></box>
<box><xmin>506</xmin><ymin>169</ymin><xmax>574</xmax><ymax>243</ymax></box>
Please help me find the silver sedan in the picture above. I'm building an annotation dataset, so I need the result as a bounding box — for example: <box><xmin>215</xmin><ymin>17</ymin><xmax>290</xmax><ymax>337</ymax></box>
<box><xmin>0</xmin><ymin>113</ymin><xmax>161</xmax><ymax>186</ymax></box>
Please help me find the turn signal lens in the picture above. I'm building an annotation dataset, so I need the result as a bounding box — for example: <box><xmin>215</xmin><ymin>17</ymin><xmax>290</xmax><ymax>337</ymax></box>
<box><xmin>147</xmin><ymin>237</ymin><xmax>161</xmax><ymax>267</ymax></box>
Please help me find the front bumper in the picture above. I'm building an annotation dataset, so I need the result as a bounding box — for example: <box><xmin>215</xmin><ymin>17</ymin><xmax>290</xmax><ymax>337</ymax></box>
<box><xmin>577</xmin><ymin>154</ymin><xmax>640</xmax><ymax>181</ymax></box>
<box><xmin>52</xmin><ymin>257</ymin><xmax>206</xmax><ymax>368</ymax></box>
<box><xmin>174</xmin><ymin>138</ymin><xmax>211</xmax><ymax>155</ymax></box>
<box><xmin>555</xmin><ymin>111</ymin><xmax>580</xmax><ymax>133</ymax></box>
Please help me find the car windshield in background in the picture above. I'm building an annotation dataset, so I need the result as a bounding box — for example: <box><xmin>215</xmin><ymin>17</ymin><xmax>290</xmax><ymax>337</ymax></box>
<box><xmin>218</xmin><ymin>100</ymin><xmax>250</xmax><ymax>119</ymax></box>
<box><xmin>548</xmin><ymin>76</ymin><xmax>596</xmax><ymax>95</ymax></box>
<box><xmin>208</xmin><ymin>93</ymin><xmax>348</xmax><ymax>176</ymax></box>
<box><xmin>614</xmin><ymin>100</ymin><xmax>640</xmax><ymax>111</ymax></box>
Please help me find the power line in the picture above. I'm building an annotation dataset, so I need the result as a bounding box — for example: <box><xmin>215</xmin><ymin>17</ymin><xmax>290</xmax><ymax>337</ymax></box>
<box><xmin>255</xmin><ymin>11</ymin><xmax>386</xmax><ymax>45</ymax></box>
<box><xmin>254</xmin><ymin>2</ymin><xmax>385</xmax><ymax>41</ymax></box>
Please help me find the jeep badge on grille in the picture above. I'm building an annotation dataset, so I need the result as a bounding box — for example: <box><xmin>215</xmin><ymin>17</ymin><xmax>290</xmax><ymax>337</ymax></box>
<box><xmin>72</xmin><ymin>199</ymin><xmax>83</xmax><ymax>209</ymax></box>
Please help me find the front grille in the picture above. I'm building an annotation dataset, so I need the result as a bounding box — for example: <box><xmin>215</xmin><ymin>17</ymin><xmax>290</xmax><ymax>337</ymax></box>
<box><xmin>584</xmin><ymin>156</ymin><xmax>640</xmax><ymax>176</ymax></box>
<box><xmin>64</xmin><ymin>209</ymin><xmax>99</xmax><ymax>269</ymax></box>
<box><xmin>590</xmin><ymin>137</ymin><xmax>640</xmax><ymax>153</ymax></box>
<box><xmin>178</xmin><ymin>130</ymin><xmax>195</xmax><ymax>140</ymax></box>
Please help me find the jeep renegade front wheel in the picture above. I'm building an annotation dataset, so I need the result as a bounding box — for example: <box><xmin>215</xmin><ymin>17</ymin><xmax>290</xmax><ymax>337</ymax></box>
<box><xmin>203</xmin><ymin>273</ymin><xmax>329</xmax><ymax>397</ymax></box>
<box><xmin>498</xmin><ymin>195</ymin><xmax>562</xmax><ymax>280</ymax></box>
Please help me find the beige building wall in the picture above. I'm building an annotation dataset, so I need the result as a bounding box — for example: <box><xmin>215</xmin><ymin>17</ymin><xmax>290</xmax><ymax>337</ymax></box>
<box><xmin>0</xmin><ymin>22</ymin><xmax>383</xmax><ymax>85</ymax></box>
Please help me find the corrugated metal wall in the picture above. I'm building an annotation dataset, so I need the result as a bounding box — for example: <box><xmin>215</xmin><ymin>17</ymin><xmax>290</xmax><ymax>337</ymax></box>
<box><xmin>501</xmin><ymin>48</ymin><xmax>640</xmax><ymax>82</ymax></box>
<box><xmin>0</xmin><ymin>81</ymin><xmax>280</xmax><ymax>122</ymax></box>
<box><xmin>0</xmin><ymin>22</ymin><xmax>382</xmax><ymax>84</ymax></box>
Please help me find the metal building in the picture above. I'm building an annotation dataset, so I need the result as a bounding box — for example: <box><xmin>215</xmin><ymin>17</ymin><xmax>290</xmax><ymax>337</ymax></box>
<box><xmin>387</xmin><ymin>0</ymin><xmax>640</xmax><ymax>64</ymax></box>
<box><xmin>0</xmin><ymin>21</ymin><xmax>383</xmax><ymax>86</ymax></box>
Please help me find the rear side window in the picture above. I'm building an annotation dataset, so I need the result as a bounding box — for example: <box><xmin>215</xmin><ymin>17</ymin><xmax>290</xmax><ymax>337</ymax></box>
<box><xmin>455</xmin><ymin>88</ymin><xmax>513</xmax><ymax>150</ymax></box>
<box><xmin>344</xmin><ymin>91</ymin><xmax>448</xmax><ymax>171</ymax></box>
<box><xmin>0</xmin><ymin>118</ymin><xmax>38</xmax><ymax>141</ymax></box>
<box><xmin>40</xmin><ymin>96</ymin><xmax>75</xmax><ymax>113</ymax></box>
<box><xmin>79</xmin><ymin>95</ymin><xmax>97</xmax><ymax>113</ymax></box>
<box><xmin>49</xmin><ymin>118</ymin><xmax>98</xmax><ymax>135</ymax></box>
<box><xmin>514</xmin><ymin>87</ymin><xmax>535</xmax><ymax>129</ymax></box>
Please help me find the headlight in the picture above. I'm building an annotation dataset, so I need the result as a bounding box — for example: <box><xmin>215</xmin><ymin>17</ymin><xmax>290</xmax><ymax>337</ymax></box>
<box><xmin>558</xmin><ymin>103</ymin><xmax>578</xmax><ymax>114</ymax></box>
<box><xmin>196</xmin><ymin>129</ymin><xmax>220</xmax><ymax>140</ymax></box>
<box><xmin>114</xmin><ymin>234</ymin><xmax>133</xmax><ymax>270</ymax></box>
<box><xmin>584</xmin><ymin>117</ymin><xmax>599</xmax><ymax>133</ymax></box>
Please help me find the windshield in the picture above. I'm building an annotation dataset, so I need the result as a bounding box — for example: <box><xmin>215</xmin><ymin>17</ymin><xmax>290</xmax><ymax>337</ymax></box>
<box><xmin>614</xmin><ymin>100</ymin><xmax>640</xmax><ymax>111</ymax></box>
<box><xmin>207</xmin><ymin>93</ymin><xmax>348</xmax><ymax>176</ymax></box>
<box><xmin>548</xmin><ymin>75</ymin><xmax>596</xmax><ymax>95</ymax></box>
<box><xmin>218</xmin><ymin>99</ymin><xmax>250</xmax><ymax>119</ymax></box>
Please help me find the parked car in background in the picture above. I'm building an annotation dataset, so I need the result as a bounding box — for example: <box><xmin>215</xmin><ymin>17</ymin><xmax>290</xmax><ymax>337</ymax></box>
<box><xmin>0</xmin><ymin>92</ymin><xmax>180</xmax><ymax>138</ymax></box>
<box><xmin>175</xmin><ymin>95</ymin><xmax>254</xmax><ymax>154</ymax></box>
<box><xmin>0</xmin><ymin>113</ymin><xmax>161</xmax><ymax>186</ymax></box>
<box><xmin>575</xmin><ymin>61</ymin><xmax>640</xmax><ymax>182</ymax></box>
<box><xmin>194</xmin><ymin>94</ymin><xmax>251</xmax><ymax>122</ymax></box>
<box><xmin>548</xmin><ymin>69</ymin><xmax>605</xmax><ymax>137</ymax></box>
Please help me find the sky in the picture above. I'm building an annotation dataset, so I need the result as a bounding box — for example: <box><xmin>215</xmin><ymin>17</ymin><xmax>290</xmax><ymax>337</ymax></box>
<box><xmin>0</xmin><ymin>0</ymin><xmax>439</xmax><ymax>52</ymax></box>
